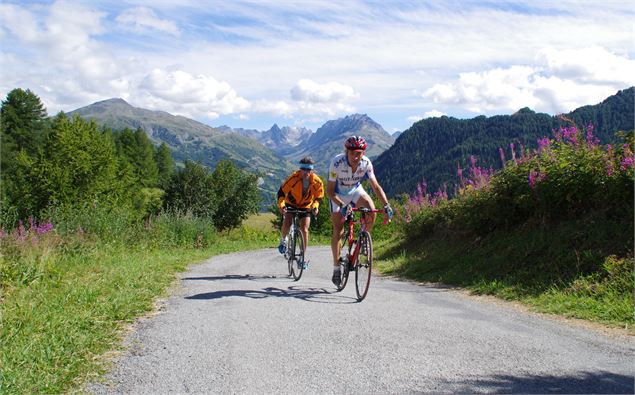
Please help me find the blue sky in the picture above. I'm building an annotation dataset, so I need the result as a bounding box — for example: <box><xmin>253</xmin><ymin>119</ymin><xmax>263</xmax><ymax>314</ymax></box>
<box><xmin>1</xmin><ymin>1</ymin><xmax>633</xmax><ymax>134</ymax></box>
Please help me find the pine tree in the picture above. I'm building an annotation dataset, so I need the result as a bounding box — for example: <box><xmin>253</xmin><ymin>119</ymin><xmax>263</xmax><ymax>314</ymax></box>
<box><xmin>114</xmin><ymin>128</ymin><xmax>159</xmax><ymax>187</ymax></box>
<box><xmin>155</xmin><ymin>142</ymin><xmax>175</xmax><ymax>189</ymax></box>
<box><xmin>13</xmin><ymin>114</ymin><xmax>131</xmax><ymax>216</ymax></box>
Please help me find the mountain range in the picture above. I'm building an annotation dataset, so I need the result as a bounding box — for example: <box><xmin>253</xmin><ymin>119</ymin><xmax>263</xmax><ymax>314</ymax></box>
<box><xmin>69</xmin><ymin>100</ymin><xmax>394</xmax><ymax>204</ymax></box>
<box><xmin>69</xmin><ymin>87</ymin><xmax>633</xmax><ymax>204</ymax></box>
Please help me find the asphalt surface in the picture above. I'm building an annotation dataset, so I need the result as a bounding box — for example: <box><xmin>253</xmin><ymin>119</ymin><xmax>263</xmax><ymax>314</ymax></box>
<box><xmin>88</xmin><ymin>246</ymin><xmax>634</xmax><ymax>394</ymax></box>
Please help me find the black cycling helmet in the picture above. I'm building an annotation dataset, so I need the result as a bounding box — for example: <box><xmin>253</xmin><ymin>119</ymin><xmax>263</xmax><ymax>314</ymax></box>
<box><xmin>345</xmin><ymin>135</ymin><xmax>368</xmax><ymax>151</ymax></box>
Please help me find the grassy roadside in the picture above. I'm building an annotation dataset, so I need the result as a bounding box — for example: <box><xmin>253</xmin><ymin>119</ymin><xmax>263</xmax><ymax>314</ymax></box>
<box><xmin>374</xmin><ymin>214</ymin><xmax>634</xmax><ymax>331</ymax></box>
<box><xmin>0</xmin><ymin>223</ymin><xmax>277</xmax><ymax>395</ymax></box>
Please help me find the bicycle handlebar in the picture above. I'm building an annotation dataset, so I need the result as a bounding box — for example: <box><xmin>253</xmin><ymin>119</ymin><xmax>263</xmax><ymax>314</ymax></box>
<box><xmin>351</xmin><ymin>207</ymin><xmax>382</xmax><ymax>213</ymax></box>
<box><xmin>284</xmin><ymin>207</ymin><xmax>312</xmax><ymax>214</ymax></box>
<box><xmin>350</xmin><ymin>207</ymin><xmax>390</xmax><ymax>225</ymax></box>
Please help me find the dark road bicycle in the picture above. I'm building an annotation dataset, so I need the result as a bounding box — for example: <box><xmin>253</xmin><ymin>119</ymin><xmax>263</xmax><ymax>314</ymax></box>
<box><xmin>283</xmin><ymin>207</ymin><xmax>311</xmax><ymax>281</ymax></box>
<box><xmin>335</xmin><ymin>207</ymin><xmax>388</xmax><ymax>301</ymax></box>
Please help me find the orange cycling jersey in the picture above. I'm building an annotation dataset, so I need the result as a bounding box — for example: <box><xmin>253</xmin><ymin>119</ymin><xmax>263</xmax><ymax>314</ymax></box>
<box><xmin>277</xmin><ymin>171</ymin><xmax>324</xmax><ymax>210</ymax></box>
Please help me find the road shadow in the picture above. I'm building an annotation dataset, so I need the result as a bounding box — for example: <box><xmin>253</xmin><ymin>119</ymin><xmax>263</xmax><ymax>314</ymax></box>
<box><xmin>185</xmin><ymin>285</ymin><xmax>359</xmax><ymax>304</ymax></box>
<box><xmin>441</xmin><ymin>370</ymin><xmax>634</xmax><ymax>394</ymax></box>
<box><xmin>182</xmin><ymin>274</ymin><xmax>280</xmax><ymax>281</ymax></box>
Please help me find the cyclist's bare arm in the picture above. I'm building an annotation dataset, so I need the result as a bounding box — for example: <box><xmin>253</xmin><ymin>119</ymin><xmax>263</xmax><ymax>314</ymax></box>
<box><xmin>368</xmin><ymin>177</ymin><xmax>389</xmax><ymax>207</ymax></box>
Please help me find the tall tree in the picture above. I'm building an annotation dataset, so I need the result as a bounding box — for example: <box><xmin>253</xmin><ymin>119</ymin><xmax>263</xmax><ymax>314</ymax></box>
<box><xmin>1</xmin><ymin>89</ymin><xmax>49</xmax><ymax>224</ymax></box>
<box><xmin>211</xmin><ymin>160</ymin><xmax>260</xmax><ymax>232</ymax></box>
<box><xmin>114</xmin><ymin>127</ymin><xmax>159</xmax><ymax>187</ymax></box>
<box><xmin>11</xmin><ymin>114</ymin><xmax>131</xmax><ymax>217</ymax></box>
<box><xmin>155</xmin><ymin>142</ymin><xmax>175</xmax><ymax>189</ymax></box>
<box><xmin>1</xmin><ymin>88</ymin><xmax>48</xmax><ymax>153</ymax></box>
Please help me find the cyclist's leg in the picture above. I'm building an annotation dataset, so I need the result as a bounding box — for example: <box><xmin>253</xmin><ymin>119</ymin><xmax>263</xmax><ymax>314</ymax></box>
<box><xmin>354</xmin><ymin>190</ymin><xmax>377</xmax><ymax>232</ymax></box>
<box><xmin>281</xmin><ymin>211</ymin><xmax>292</xmax><ymax>238</ymax></box>
<box><xmin>330</xmin><ymin>196</ymin><xmax>352</xmax><ymax>267</ymax></box>
<box><xmin>330</xmin><ymin>211</ymin><xmax>344</xmax><ymax>266</ymax></box>
<box><xmin>279</xmin><ymin>211</ymin><xmax>292</xmax><ymax>253</ymax></box>
<box><xmin>299</xmin><ymin>215</ymin><xmax>310</xmax><ymax>249</ymax></box>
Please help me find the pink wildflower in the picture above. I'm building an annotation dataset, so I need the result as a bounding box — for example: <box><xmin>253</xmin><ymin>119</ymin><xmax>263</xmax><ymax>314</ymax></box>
<box><xmin>562</xmin><ymin>126</ymin><xmax>578</xmax><ymax>145</ymax></box>
<box><xmin>537</xmin><ymin>137</ymin><xmax>550</xmax><ymax>153</ymax></box>
<box><xmin>620</xmin><ymin>156</ymin><xmax>634</xmax><ymax>171</ymax></box>
<box><xmin>36</xmin><ymin>222</ymin><xmax>54</xmax><ymax>234</ymax></box>
<box><xmin>585</xmin><ymin>123</ymin><xmax>600</xmax><ymax>147</ymax></box>
<box><xmin>528</xmin><ymin>170</ymin><xmax>537</xmax><ymax>188</ymax></box>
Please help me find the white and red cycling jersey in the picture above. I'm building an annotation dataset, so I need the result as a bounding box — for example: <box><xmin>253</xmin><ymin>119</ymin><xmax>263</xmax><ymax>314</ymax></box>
<box><xmin>327</xmin><ymin>153</ymin><xmax>376</xmax><ymax>196</ymax></box>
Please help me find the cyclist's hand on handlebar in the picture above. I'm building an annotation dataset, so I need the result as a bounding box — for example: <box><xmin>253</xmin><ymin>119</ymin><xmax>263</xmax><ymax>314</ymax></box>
<box><xmin>339</xmin><ymin>204</ymin><xmax>351</xmax><ymax>218</ymax></box>
<box><xmin>278</xmin><ymin>206</ymin><xmax>287</xmax><ymax>216</ymax></box>
<box><xmin>384</xmin><ymin>203</ymin><xmax>393</xmax><ymax>221</ymax></box>
<box><xmin>311</xmin><ymin>207</ymin><xmax>318</xmax><ymax>217</ymax></box>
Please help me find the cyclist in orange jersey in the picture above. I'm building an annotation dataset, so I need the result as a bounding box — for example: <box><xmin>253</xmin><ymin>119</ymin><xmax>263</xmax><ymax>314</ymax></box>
<box><xmin>276</xmin><ymin>156</ymin><xmax>324</xmax><ymax>266</ymax></box>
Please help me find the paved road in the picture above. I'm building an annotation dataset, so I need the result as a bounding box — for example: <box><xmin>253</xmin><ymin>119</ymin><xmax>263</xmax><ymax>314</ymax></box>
<box><xmin>88</xmin><ymin>246</ymin><xmax>634</xmax><ymax>394</ymax></box>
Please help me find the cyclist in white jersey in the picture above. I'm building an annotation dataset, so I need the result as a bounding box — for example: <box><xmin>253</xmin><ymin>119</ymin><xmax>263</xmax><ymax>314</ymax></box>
<box><xmin>327</xmin><ymin>135</ymin><xmax>393</xmax><ymax>286</ymax></box>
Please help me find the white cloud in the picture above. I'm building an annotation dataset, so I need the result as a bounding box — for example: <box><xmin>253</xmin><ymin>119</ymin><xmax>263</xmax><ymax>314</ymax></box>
<box><xmin>116</xmin><ymin>7</ymin><xmax>180</xmax><ymax>36</ymax></box>
<box><xmin>424</xmin><ymin>110</ymin><xmax>446</xmax><ymax>118</ymax></box>
<box><xmin>536</xmin><ymin>46</ymin><xmax>635</xmax><ymax>86</ymax></box>
<box><xmin>137</xmin><ymin>69</ymin><xmax>250</xmax><ymax>119</ymax></box>
<box><xmin>0</xmin><ymin>1</ymin><xmax>123</xmax><ymax>111</ymax></box>
<box><xmin>424</xmin><ymin>66</ymin><xmax>539</xmax><ymax>113</ymax></box>
<box><xmin>291</xmin><ymin>79</ymin><xmax>358</xmax><ymax>103</ymax></box>
<box><xmin>407</xmin><ymin>110</ymin><xmax>446</xmax><ymax>123</ymax></box>
<box><xmin>266</xmin><ymin>79</ymin><xmax>360</xmax><ymax>118</ymax></box>
<box><xmin>423</xmin><ymin>47</ymin><xmax>635</xmax><ymax>115</ymax></box>
<box><xmin>253</xmin><ymin>100</ymin><xmax>293</xmax><ymax>117</ymax></box>
<box><xmin>0</xmin><ymin>3</ymin><xmax>41</xmax><ymax>43</ymax></box>
<box><xmin>1</xmin><ymin>1</ymin><xmax>634</xmax><ymax>130</ymax></box>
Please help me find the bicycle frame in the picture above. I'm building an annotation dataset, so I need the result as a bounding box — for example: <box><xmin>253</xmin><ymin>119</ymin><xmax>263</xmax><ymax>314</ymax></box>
<box><xmin>342</xmin><ymin>207</ymin><xmax>387</xmax><ymax>266</ymax></box>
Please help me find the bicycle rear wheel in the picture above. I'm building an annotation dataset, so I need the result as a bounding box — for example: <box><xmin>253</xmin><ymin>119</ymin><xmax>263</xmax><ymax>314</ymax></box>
<box><xmin>355</xmin><ymin>231</ymin><xmax>373</xmax><ymax>301</ymax></box>
<box><xmin>337</xmin><ymin>229</ymin><xmax>351</xmax><ymax>291</ymax></box>
<box><xmin>291</xmin><ymin>229</ymin><xmax>304</xmax><ymax>281</ymax></box>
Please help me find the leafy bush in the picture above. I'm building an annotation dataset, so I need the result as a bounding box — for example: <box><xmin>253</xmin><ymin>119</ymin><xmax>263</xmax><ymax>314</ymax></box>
<box><xmin>401</xmin><ymin>126</ymin><xmax>634</xmax><ymax>239</ymax></box>
<box><xmin>211</xmin><ymin>160</ymin><xmax>260</xmax><ymax>232</ymax></box>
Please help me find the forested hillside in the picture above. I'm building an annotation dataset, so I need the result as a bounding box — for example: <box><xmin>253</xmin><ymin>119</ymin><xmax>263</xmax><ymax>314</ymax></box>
<box><xmin>69</xmin><ymin>98</ymin><xmax>294</xmax><ymax>206</ymax></box>
<box><xmin>0</xmin><ymin>88</ymin><xmax>261</xmax><ymax>231</ymax></box>
<box><xmin>375</xmin><ymin>87</ymin><xmax>635</xmax><ymax>196</ymax></box>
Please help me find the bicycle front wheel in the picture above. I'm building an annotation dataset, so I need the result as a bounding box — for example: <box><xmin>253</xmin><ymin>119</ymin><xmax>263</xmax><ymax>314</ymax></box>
<box><xmin>291</xmin><ymin>229</ymin><xmax>304</xmax><ymax>281</ymax></box>
<box><xmin>355</xmin><ymin>231</ymin><xmax>373</xmax><ymax>301</ymax></box>
<box><xmin>287</xmin><ymin>233</ymin><xmax>295</xmax><ymax>277</ymax></box>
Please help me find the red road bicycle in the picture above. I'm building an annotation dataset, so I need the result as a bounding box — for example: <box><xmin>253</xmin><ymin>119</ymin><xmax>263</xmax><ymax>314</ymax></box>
<box><xmin>335</xmin><ymin>207</ymin><xmax>388</xmax><ymax>301</ymax></box>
